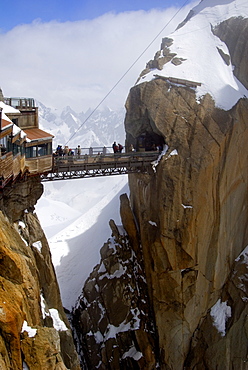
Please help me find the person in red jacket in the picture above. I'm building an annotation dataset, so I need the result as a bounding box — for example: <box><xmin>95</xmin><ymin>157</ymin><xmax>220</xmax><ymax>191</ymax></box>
<box><xmin>118</xmin><ymin>143</ymin><xmax>123</xmax><ymax>153</ymax></box>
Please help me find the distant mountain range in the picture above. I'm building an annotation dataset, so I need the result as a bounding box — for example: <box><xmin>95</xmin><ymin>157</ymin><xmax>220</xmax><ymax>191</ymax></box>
<box><xmin>37</xmin><ymin>101</ymin><xmax>126</xmax><ymax>151</ymax></box>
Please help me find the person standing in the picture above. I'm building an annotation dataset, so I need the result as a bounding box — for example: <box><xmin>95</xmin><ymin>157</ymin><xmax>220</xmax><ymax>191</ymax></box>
<box><xmin>112</xmin><ymin>142</ymin><xmax>118</xmax><ymax>153</ymax></box>
<box><xmin>64</xmin><ymin>145</ymin><xmax>69</xmax><ymax>156</ymax></box>
<box><xmin>118</xmin><ymin>143</ymin><xmax>123</xmax><ymax>153</ymax></box>
<box><xmin>76</xmin><ymin>145</ymin><xmax>81</xmax><ymax>157</ymax></box>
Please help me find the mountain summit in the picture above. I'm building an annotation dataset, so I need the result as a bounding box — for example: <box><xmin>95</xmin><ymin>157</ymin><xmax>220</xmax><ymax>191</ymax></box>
<box><xmin>138</xmin><ymin>0</ymin><xmax>248</xmax><ymax>110</ymax></box>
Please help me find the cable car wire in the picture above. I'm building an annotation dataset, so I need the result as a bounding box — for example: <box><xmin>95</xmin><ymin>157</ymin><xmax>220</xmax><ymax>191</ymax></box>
<box><xmin>65</xmin><ymin>0</ymin><xmax>190</xmax><ymax>145</ymax></box>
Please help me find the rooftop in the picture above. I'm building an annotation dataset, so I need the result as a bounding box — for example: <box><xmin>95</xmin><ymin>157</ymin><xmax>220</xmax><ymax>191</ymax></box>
<box><xmin>23</xmin><ymin>128</ymin><xmax>54</xmax><ymax>141</ymax></box>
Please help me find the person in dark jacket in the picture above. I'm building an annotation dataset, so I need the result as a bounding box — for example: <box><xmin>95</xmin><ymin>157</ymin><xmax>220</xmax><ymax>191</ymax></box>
<box><xmin>118</xmin><ymin>143</ymin><xmax>123</xmax><ymax>153</ymax></box>
<box><xmin>112</xmin><ymin>141</ymin><xmax>118</xmax><ymax>153</ymax></box>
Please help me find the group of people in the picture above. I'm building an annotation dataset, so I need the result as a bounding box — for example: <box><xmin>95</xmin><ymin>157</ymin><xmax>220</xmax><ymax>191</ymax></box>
<box><xmin>151</xmin><ymin>143</ymin><xmax>163</xmax><ymax>152</ymax></box>
<box><xmin>112</xmin><ymin>142</ymin><xmax>123</xmax><ymax>153</ymax></box>
<box><xmin>55</xmin><ymin>143</ymin><xmax>126</xmax><ymax>156</ymax></box>
<box><xmin>54</xmin><ymin>145</ymin><xmax>75</xmax><ymax>157</ymax></box>
<box><xmin>55</xmin><ymin>145</ymin><xmax>84</xmax><ymax>157</ymax></box>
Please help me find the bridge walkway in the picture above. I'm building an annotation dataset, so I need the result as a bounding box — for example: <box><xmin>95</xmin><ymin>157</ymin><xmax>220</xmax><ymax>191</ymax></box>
<box><xmin>41</xmin><ymin>151</ymin><xmax>159</xmax><ymax>181</ymax></box>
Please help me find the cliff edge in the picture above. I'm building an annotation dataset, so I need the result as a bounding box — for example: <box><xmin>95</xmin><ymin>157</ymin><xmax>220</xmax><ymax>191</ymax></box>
<box><xmin>0</xmin><ymin>176</ymin><xmax>80</xmax><ymax>369</ymax></box>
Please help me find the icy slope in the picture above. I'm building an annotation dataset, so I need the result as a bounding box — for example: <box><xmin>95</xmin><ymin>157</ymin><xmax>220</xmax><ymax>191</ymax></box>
<box><xmin>37</xmin><ymin>175</ymin><xmax>128</xmax><ymax>309</ymax></box>
<box><xmin>139</xmin><ymin>0</ymin><xmax>248</xmax><ymax>110</ymax></box>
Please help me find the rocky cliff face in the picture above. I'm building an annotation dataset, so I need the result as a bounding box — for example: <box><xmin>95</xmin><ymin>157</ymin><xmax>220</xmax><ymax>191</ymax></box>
<box><xmin>125</xmin><ymin>81</ymin><xmax>248</xmax><ymax>369</ymax></box>
<box><xmin>72</xmin><ymin>4</ymin><xmax>248</xmax><ymax>370</ymax></box>
<box><xmin>213</xmin><ymin>17</ymin><xmax>248</xmax><ymax>90</ymax></box>
<box><xmin>0</xmin><ymin>176</ymin><xmax>80</xmax><ymax>369</ymax></box>
<box><xmin>73</xmin><ymin>87</ymin><xmax>248</xmax><ymax>370</ymax></box>
<box><xmin>73</xmin><ymin>194</ymin><xmax>158</xmax><ymax>369</ymax></box>
<box><xmin>123</xmin><ymin>12</ymin><xmax>248</xmax><ymax>369</ymax></box>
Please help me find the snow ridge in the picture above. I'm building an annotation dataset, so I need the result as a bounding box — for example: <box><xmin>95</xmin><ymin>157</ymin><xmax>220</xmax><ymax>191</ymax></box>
<box><xmin>139</xmin><ymin>0</ymin><xmax>248</xmax><ymax>110</ymax></box>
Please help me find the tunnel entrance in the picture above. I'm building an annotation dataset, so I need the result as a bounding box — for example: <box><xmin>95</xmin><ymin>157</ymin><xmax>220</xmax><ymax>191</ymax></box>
<box><xmin>135</xmin><ymin>132</ymin><xmax>165</xmax><ymax>152</ymax></box>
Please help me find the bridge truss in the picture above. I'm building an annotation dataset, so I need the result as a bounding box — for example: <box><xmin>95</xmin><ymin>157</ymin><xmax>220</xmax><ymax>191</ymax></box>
<box><xmin>40</xmin><ymin>152</ymin><xmax>158</xmax><ymax>181</ymax></box>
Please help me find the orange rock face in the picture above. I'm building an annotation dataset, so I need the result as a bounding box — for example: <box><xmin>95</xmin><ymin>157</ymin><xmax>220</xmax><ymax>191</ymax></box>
<box><xmin>0</xmin><ymin>177</ymin><xmax>80</xmax><ymax>370</ymax></box>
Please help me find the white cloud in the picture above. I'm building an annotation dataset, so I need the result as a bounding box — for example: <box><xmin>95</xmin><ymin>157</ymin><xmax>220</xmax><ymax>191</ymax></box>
<box><xmin>0</xmin><ymin>5</ymin><xmax>194</xmax><ymax>112</ymax></box>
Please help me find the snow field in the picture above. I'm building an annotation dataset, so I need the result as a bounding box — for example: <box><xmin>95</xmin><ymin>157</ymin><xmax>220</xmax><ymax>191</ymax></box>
<box><xmin>36</xmin><ymin>175</ymin><xmax>129</xmax><ymax>309</ymax></box>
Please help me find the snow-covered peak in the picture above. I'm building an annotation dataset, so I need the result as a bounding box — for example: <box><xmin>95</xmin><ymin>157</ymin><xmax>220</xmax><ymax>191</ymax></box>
<box><xmin>190</xmin><ymin>0</ymin><xmax>248</xmax><ymax>25</ymax></box>
<box><xmin>61</xmin><ymin>105</ymin><xmax>76</xmax><ymax>115</ymax></box>
<box><xmin>38</xmin><ymin>102</ymin><xmax>125</xmax><ymax>149</ymax></box>
<box><xmin>139</xmin><ymin>0</ymin><xmax>248</xmax><ymax>110</ymax></box>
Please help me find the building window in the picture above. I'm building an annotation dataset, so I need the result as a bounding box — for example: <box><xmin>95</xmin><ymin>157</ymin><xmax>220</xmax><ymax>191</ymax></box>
<box><xmin>25</xmin><ymin>146</ymin><xmax>37</xmax><ymax>158</ymax></box>
<box><xmin>12</xmin><ymin>143</ymin><xmax>22</xmax><ymax>156</ymax></box>
<box><xmin>26</xmin><ymin>143</ymin><xmax>52</xmax><ymax>158</ymax></box>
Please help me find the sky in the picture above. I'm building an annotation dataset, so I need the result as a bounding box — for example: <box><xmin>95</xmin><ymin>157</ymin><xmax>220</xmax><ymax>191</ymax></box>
<box><xmin>1</xmin><ymin>0</ymin><xmax>191</xmax><ymax>32</ymax></box>
<box><xmin>0</xmin><ymin>0</ymin><xmax>196</xmax><ymax>112</ymax></box>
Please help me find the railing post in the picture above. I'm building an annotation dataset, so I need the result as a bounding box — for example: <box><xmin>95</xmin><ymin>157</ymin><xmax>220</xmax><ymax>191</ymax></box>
<box><xmin>0</xmin><ymin>107</ymin><xmax>2</xmax><ymax>134</ymax></box>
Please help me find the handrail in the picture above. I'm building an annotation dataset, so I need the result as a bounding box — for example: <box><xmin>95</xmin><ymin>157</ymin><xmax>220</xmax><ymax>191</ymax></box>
<box><xmin>53</xmin><ymin>150</ymin><xmax>159</xmax><ymax>165</ymax></box>
<box><xmin>54</xmin><ymin>150</ymin><xmax>159</xmax><ymax>159</ymax></box>
<box><xmin>54</xmin><ymin>145</ymin><xmax>136</xmax><ymax>155</ymax></box>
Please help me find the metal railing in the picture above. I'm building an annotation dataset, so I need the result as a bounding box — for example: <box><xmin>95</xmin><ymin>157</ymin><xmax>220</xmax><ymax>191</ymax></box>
<box><xmin>54</xmin><ymin>145</ymin><xmax>128</xmax><ymax>156</ymax></box>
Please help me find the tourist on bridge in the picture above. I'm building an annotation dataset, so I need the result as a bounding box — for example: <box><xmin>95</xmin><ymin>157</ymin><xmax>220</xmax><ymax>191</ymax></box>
<box><xmin>112</xmin><ymin>142</ymin><xmax>119</xmax><ymax>153</ymax></box>
<box><xmin>63</xmin><ymin>145</ymin><xmax>69</xmax><ymax>156</ymax></box>
<box><xmin>76</xmin><ymin>145</ymin><xmax>81</xmax><ymax>157</ymax></box>
<box><xmin>56</xmin><ymin>145</ymin><xmax>63</xmax><ymax>156</ymax></box>
<box><xmin>118</xmin><ymin>143</ymin><xmax>123</xmax><ymax>153</ymax></box>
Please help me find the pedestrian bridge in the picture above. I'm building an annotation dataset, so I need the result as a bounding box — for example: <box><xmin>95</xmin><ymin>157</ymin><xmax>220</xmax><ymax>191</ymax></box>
<box><xmin>41</xmin><ymin>150</ymin><xmax>159</xmax><ymax>182</ymax></box>
<box><xmin>0</xmin><ymin>145</ymin><xmax>160</xmax><ymax>188</ymax></box>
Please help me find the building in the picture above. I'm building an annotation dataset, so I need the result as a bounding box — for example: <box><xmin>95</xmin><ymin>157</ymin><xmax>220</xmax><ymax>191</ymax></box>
<box><xmin>0</xmin><ymin>88</ymin><xmax>54</xmax><ymax>188</ymax></box>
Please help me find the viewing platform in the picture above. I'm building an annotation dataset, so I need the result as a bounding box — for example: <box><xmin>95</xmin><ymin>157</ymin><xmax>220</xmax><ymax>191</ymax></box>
<box><xmin>0</xmin><ymin>94</ymin><xmax>54</xmax><ymax>188</ymax></box>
